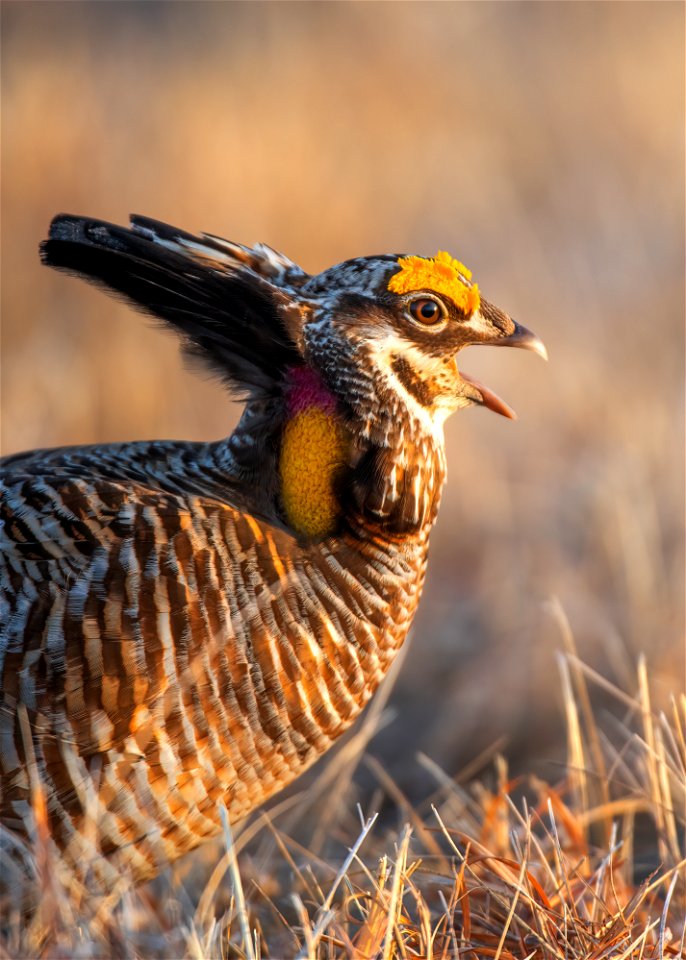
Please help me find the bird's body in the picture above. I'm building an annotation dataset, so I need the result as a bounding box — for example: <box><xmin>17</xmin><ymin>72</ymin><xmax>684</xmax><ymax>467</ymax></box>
<box><xmin>0</xmin><ymin>215</ymin><xmax>544</xmax><ymax>888</ymax></box>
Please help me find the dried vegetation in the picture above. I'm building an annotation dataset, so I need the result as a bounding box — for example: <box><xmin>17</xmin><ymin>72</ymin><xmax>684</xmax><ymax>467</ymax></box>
<box><xmin>2</xmin><ymin>643</ymin><xmax>684</xmax><ymax>959</ymax></box>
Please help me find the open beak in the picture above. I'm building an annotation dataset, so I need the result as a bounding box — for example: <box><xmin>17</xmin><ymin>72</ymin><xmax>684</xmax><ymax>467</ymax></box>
<box><xmin>459</xmin><ymin>302</ymin><xmax>547</xmax><ymax>419</ymax></box>
<box><xmin>460</xmin><ymin>370</ymin><xmax>519</xmax><ymax>419</ymax></box>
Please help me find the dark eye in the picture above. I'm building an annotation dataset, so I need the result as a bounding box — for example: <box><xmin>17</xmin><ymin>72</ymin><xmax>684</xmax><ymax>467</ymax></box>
<box><xmin>408</xmin><ymin>297</ymin><xmax>446</xmax><ymax>326</ymax></box>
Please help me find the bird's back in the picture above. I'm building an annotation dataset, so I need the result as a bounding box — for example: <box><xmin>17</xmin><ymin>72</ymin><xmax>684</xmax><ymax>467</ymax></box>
<box><xmin>1</xmin><ymin>438</ymin><xmax>424</xmax><ymax>884</ymax></box>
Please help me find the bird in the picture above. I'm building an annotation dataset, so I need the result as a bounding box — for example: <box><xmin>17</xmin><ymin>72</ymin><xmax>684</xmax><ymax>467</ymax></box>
<box><xmin>0</xmin><ymin>214</ymin><xmax>546</xmax><ymax>890</ymax></box>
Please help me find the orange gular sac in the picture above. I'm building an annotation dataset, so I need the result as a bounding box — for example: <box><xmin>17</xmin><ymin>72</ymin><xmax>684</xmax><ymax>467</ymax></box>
<box><xmin>279</xmin><ymin>368</ymin><xmax>351</xmax><ymax>538</ymax></box>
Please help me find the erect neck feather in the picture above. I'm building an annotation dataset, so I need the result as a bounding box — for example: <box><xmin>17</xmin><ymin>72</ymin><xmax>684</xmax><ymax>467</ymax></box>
<box><xmin>348</xmin><ymin>421</ymin><xmax>447</xmax><ymax>538</ymax></box>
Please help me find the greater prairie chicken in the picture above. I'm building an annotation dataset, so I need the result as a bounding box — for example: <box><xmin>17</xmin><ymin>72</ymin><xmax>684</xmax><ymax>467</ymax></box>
<box><xmin>0</xmin><ymin>215</ymin><xmax>545</xmax><ymax>888</ymax></box>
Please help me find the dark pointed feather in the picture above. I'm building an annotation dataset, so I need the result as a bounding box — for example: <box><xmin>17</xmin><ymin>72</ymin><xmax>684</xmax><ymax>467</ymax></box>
<box><xmin>40</xmin><ymin>214</ymin><xmax>303</xmax><ymax>396</ymax></box>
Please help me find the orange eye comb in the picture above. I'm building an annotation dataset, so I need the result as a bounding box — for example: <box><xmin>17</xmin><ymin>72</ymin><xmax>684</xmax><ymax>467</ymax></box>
<box><xmin>388</xmin><ymin>251</ymin><xmax>480</xmax><ymax>315</ymax></box>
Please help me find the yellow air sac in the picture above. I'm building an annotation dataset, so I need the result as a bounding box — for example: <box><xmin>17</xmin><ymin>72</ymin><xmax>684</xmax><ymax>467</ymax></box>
<box><xmin>279</xmin><ymin>375</ymin><xmax>350</xmax><ymax>538</ymax></box>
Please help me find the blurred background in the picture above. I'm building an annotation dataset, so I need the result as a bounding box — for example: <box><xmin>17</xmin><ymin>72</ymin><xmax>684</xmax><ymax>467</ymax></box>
<box><xmin>2</xmin><ymin>2</ymin><xmax>684</xmax><ymax>797</ymax></box>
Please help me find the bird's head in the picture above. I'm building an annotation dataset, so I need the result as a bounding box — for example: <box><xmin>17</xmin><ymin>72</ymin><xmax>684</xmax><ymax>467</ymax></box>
<box><xmin>295</xmin><ymin>250</ymin><xmax>546</xmax><ymax>443</ymax></box>
<box><xmin>274</xmin><ymin>249</ymin><xmax>546</xmax><ymax>537</ymax></box>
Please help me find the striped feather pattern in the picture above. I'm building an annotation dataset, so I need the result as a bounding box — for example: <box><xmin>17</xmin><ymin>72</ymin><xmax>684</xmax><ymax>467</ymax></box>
<box><xmin>1</xmin><ymin>439</ymin><xmax>428</xmax><ymax>884</ymax></box>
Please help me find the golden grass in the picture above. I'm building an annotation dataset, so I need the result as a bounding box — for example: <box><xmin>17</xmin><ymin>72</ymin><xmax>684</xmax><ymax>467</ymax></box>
<box><xmin>2</xmin><ymin>648</ymin><xmax>684</xmax><ymax>959</ymax></box>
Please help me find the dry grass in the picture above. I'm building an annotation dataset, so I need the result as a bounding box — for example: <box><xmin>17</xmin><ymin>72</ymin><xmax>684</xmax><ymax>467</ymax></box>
<box><xmin>2</xmin><ymin>648</ymin><xmax>684</xmax><ymax>959</ymax></box>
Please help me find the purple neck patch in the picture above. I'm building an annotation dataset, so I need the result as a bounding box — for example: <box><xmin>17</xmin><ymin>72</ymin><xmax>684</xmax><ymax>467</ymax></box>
<box><xmin>285</xmin><ymin>366</ymin><xmax>338</xmax><ymax>417</ymax></box>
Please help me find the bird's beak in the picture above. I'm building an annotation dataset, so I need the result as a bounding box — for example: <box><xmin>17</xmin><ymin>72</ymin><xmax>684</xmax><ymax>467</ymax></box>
<box><xmin>486</xmin><ymin>318</ymin><xmax>548</xmax><ymax>361</ymax></box>
<box><xmin>457</xmin><ymin>299</ymin><xmax>547</xmax><ymax>419</ymax></box>
<box><xmin>461</xmin><ymin>298</ymin><xmax>548</xmax><ymax>360</ymax></box>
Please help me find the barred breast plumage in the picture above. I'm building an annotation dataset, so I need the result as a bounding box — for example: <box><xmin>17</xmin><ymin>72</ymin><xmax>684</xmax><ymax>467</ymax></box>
<box><xmin>0</xmin><ymin>215</ymin><xmax>545</xmax><ymax>888</ymax></box>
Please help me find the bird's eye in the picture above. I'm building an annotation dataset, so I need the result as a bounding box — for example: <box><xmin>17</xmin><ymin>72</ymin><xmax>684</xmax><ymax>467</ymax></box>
<box><xmin>408</xmin><ymin>297</ymin><xmax>446</xmax><ymax>326</ymax></box>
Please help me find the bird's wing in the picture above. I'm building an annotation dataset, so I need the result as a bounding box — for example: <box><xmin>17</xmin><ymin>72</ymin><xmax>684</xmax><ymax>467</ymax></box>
<box><xmin>40</xmin><ymin>214</ymin><xmax>309</xmax><ymax>397</ymax></box>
